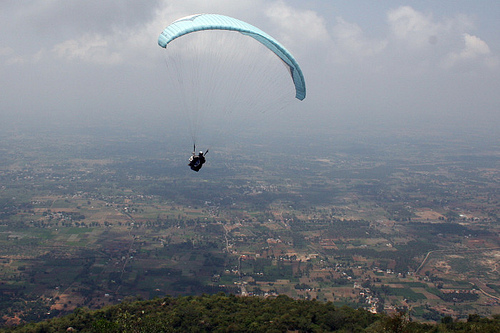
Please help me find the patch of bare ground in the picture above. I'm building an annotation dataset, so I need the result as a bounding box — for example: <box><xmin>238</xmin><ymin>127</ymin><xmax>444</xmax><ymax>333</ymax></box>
<box><xmin>414</xmin><ymin>209</ymin><xmax>444</xmax><ymax>221</ymax></box>
<box><xmin>434</xmin><ymin>260</ymin><xmax>453</xmax><ymax>274</ymax></box>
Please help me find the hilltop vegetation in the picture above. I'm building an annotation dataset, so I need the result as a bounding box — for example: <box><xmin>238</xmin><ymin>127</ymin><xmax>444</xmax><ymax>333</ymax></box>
<box><xmin>2</xmin><ymin>294</ymin><xmax>500</xmax><ymax>332</ymax></box>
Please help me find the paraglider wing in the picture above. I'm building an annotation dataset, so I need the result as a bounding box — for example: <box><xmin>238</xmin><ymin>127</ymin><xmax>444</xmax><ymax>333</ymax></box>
<box><xmin>158</xmin><ymin>13</ymin><xmax>306</xmax><ymax>100</ymax></box>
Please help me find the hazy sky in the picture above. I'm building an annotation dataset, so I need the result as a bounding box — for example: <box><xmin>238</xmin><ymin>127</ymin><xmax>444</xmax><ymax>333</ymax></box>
<box><xmin>1</xmin><ymin>0</ymin><xmax>499</xmax><ymax>136</ymax></box>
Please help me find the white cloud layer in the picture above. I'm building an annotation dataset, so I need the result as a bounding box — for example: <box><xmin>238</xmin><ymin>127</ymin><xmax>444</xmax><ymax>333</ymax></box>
<box><xmin>3</xmin><ymin>2</ymin><xmax>496</xmax><ymax>72</ymax></box>
<box><xmin>443</xmin><ymin>33</ymin><xmax>497</xmax><ymax>69</ymax></box>
<box><xmin>330</xmin><ymin>17</ymin><xmax>388</xmax><ymax>63</ymax></box>
<box><xmin>265</xmin><ymin>0</ymin><xmax>329</xmax><ymax>48</ymax></box>
<box><xmin>53</xmin><ymin>34</ymin><xmax>122</xmax><ymax>65</ymax></box>
<box><xmin>387</xmin><ymin>6</ymin><xmax>448</xmax><ymax>49</ymax></box>
<box><xmin>1</xmin><ymin>1</ymin><xmax>498</xmax><ymax>131</ymax></box>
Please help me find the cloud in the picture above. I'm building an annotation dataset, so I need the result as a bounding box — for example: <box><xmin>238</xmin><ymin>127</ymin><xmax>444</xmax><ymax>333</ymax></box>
<box><xmin>330</xmin><ymin>17</ymin><xmax>387</xmax><ymax>63</ymax></box>
<box><xmin>1</xmin><ymin>48</ymin><xmax>45</xmax><ymax>65</ymax></box>
<box><xmin>385</xmin><ymin>6</ymin><xmax>498</xmax><ymax>71</ymax></box>
<box><xmin>387</xmin><ymin>6</ymin><xmax>476</xmax><ymax>50</ymax></box>
<box><xmin>265</xmin><ymin>1</ymin><xmax>329</xmax><ymax>49</ymax></box>
<box><xmin>265</xmin><ymin>1</ymin><xmax>389</xmax><ymax>66</ymax></box>
<box><xmin>52</xmin><ymin>34</ymin><xmax>123</xmax><ymax>65</ymax></box>
<box><xmin>0</xmin><ymin>1</ymin><xmax>352</xmax><ymax>69</ymax></box>
<box><xmin>0</xmin><ymin>47</ymin><xmax>14</xmax><ymax>57</ymax></box>
<box><xmin>443</xmin><ymin>33</ymin><xmax>497</xmax><ymax>69</ymax></box>
<box><xmin>387</xmin><ymin>6</ymin><xmax>443</xmax><ymax>48</ymax></box>
<box><xmin>48</xmin><ymin>0</ymin><xmax>319</xmax><ymax>66</ymax></box>
<box><xmin>462</xmin><ymin>33</ymin><xmax>491</xmax><ymax>57</ymax></box>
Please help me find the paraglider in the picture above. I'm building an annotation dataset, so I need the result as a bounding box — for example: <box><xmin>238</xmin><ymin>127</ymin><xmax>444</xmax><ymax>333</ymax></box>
<box><xmin>188</xmin><ymin>146</ymin><xmax>208</xmax><ymax>172</ymax></box>
<box><xmin>158</xmin><ymin>14</ymin><xmax>306</xmax><ymax>171</ymax></box>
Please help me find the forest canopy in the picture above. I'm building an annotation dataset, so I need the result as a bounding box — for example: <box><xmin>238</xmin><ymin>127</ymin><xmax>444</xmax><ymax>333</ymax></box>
<box><xmin>3</xmin><ymin>294</ymin><xmax>500</xmax><ymax>332</ymax></box>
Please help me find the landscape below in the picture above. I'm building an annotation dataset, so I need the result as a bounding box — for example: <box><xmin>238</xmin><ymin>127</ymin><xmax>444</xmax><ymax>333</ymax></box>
<box><xmin>0</xmin><ymin>123</ymin><xmax>499</xmax><ymax>327</ymax></box>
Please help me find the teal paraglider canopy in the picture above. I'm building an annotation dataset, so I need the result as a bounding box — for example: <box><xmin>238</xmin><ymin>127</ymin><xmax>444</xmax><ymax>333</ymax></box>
<box><xmin>158</xmin><ymin>13</ymin><xmax>306</xmax><ymax>101</ymax></box>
